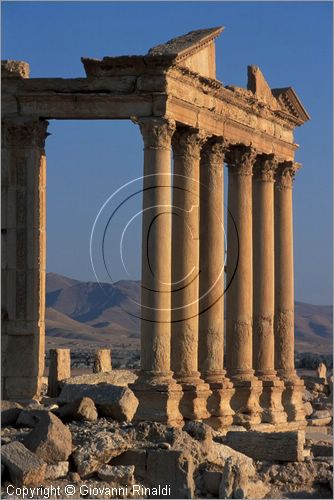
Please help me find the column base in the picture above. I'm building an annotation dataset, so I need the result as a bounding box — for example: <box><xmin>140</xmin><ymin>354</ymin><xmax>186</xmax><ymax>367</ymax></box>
<box><xmin>228</xmin><ymin>371</ymin><xmax>263</xmax><ymax>428</ymax></box>
<box><xmin>175</xmin><ymin>372</ymin><xmax>212</xmax><ymax>420</ymax></box>
<box><xmin>257</xmin><ymin>373</ymin><xmax>287</xmax><ymax>424</ymax></box>
<box><xmin>129</xmin><ymin>371</ymin><xmax>183</xmax><ymax>427</ymax></box>
<box><xmin>202</xmin><ymin>372</ymin><xmax>235</xmax><ymax>429</ymax></box>
<box><xmin>279</xmin><ymin>371</ymin><xmax>306</xmax><ymax>423</ymax></box>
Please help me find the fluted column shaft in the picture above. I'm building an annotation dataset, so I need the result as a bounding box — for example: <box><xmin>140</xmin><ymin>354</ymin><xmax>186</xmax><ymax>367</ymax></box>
<box><xmin>198</xmin><ymin>136</ymin><xmax>234</xmax><ymax>428</ymax></box>
<box><xmin>130</xmin><ymin>117</ymin><xmax>183</xmax><ymax>426</ymax></box>
<box><xmin>253</xmin><ymin>154</ymin><xmax>286</xmax><ymax>424</ymax></box>
<box><xmin>226</xmin><ymin>145</ymin><xmax>262</xmax><ymax>426</ymax></box>
<box><xmin>171</xmin><ymin>127</ymin><xmax>211</xmax><ymax>420</ymax></box>
<box><xmin>274</xmin><ymin>161</ymin><xmax>305</xmax><ymax>422</ymax></box>
<box><xmin>138</xmin><ymin>117</ymin><xmax>174</xmax><ymax>375</ymax></box>
<box><xmin>199</xmin><ymin>137</ymin><xmax>226</xmax><ymax>376</ymax></box>
<box><xmin>253</xmin><ymin>155</ymin><xmax>276</xmax><ymax>375</ymax></box>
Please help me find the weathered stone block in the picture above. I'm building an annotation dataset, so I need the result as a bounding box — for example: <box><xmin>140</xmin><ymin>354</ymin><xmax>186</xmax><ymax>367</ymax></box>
<box><xmin>47</xmin><ymin>349</ymin><xmax>71</xmax><ymax>397</ymax></box>
<box><xmin>111</xmin><ymin>449</ymin><xmax>147</xmax><ymax>479</ymax></box>
<box><xmin>24</xmin><ymin>411</ymin><xmax>72</xmax><ymax>464</ymax></box>
<box><xmin>146</xmin><ymin>449</ymin><xmax>194</xmax><ymax>499</ymax></box>
<box><xmin>58</xmin><ymin>383</ymin><xmax>138</xmax><ymax>422</ymax></box>
<box><xmin>45</xmin><ymin>461</ymin><xmax>69</xmax><ymax>480</ymax></box>
<box><xmin>73</xmin><ymin>431</ymin><xmax>129</xmax><ymax>478</ymax></box>
<box><xmin>224</xmin><ymin>430</ymin><xmax>305</xmax><ymax>462</ymax></box>
<box><xmin>93</xmin><ymin>349</ymin><xmax>112</xmax><ymax>373</ymax></box>
<box><xmin>1</xmin><ymin>400</ymin><xmax>22</xmax><ymax>426</ymax></box>
<box><xmin>1</xmin><ymin>441</ymin><xmax>46</xmax><ymax>486</ymax></box>
<box><xmin>55</xmin><ymin>397</ymin><xmax>98</xmax><ymax>422</ymax></box>
<box><xmin>98</xmin><ymin>464</ymin><xmax>135</xmax><ymax>484</ymax></box>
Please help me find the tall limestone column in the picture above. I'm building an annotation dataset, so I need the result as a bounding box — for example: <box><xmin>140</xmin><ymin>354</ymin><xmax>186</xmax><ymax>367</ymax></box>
<box><xmin>274</xmin><ymin>161</ymin><xmax>305</xmax><ymax>423</ymax></box>
<box><xmin>130</xmin><ymin>117</ymin><xmax>183</xmax><ymax>426</ymax></box>
<box><xmin>198</xmin><ymin>136</ymin><xmax>234</xmax><ymax>428</ymax></box>
<box><xmin>1</xmin><ymin>118</ymin><xmax>48</xmax><ymax>400</ymax></box>
<box><xmin>252</xmin><ymin>154</ymin><xmax>287</xmax><ymax>424</ymax></box>
<box><xmin>171</xmin><ymin>127</ymin><xmax>211</xmax><ymax>420</ymax></box>
<box><xmin>226</xmin><ymin>144</ymin><xmax>262</xmax><ymax>427</ymax></box>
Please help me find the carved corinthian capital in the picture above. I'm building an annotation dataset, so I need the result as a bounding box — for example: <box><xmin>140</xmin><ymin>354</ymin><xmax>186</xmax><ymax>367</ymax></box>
<box><xmin>275</xmin><ymin>161</ymin><xmax>301</xmax><ymax>190</ymax></box>
<box><xmin>172</xmin><ymin>127</ymin><xmax>206</xmax><ymax>160</ymax></box>
<box><xmin>201</xmin><ymin>136</ymin><xmax>226</xmax><ymax>165</ymax></box>
<box><xmin>134</xmin><ymin>117</ymin><xmax>176</xmax><ymax>150</ymax></box>
<box><xmin>225</xmin><ymin>144</ymin><xmax>257</xmax><ymax>176</ymax></box>
<box><xmin>3</xmin><ymin>120</ymin><xmax>49</xmax><ymax>149</ymax></box>
<box><xmin>253</xmin><ymin>153</ymin><xmax>277</xmax><ymax>182</ymax></box>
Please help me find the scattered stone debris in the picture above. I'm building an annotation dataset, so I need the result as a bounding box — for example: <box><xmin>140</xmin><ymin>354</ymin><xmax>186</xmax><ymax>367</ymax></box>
<box><xmin>1</xmin><ymin>372</ymin><xmax>332</xmax><ymax>499</ymax></box>
<box><xmin>98</xmin><ymin>464</ymin><xmax>135</xmax><ymax>484</ymax></box>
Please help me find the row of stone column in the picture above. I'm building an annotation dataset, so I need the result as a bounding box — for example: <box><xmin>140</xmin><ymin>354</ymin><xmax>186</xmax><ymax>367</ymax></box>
<box><xmin>130</xmin><ymin>117</ymin><xmax>305</xmax><ymax>428</ymax></box>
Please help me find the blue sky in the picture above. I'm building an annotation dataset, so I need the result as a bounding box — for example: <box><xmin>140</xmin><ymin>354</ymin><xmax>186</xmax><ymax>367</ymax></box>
<box><xmin>2</xmin><ymin>1</ymin><xmax>333</xmax><ymax>305</ymax></box>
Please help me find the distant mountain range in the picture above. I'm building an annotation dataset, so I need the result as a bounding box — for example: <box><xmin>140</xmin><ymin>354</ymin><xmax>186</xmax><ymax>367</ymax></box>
<box><xmin>46</xmin><ymin>273</ymin><xmax>332</xmax><ymax>354</ymax></box>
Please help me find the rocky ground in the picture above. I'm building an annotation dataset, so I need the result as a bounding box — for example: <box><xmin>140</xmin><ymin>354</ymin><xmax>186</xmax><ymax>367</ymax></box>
<box><xmin>1</xmin><ymin>371</ymin><xmax>333</xmax><ymax>499</ymax></box>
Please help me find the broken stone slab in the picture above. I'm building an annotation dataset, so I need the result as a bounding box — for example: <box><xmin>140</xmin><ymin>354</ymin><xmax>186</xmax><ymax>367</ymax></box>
<box><xmin>93</xmin><ymin>349</ymin><xmax>112</xmax><ymax>373</ymax></box>
<box><xmin>24</xmin><ymin>411</ymin><xmax>72</xmax><ymax>464</ymax></box>
<box><xmin>111</xmin><ymin>449</ymin><xmax>147</xmax><ymax>480</ymax></box>
<box><xmin>147</xmin><ymin>449</ymin><xmax>194</xmax><ymax>499</ymax></box>
<box><xmin>311</xmin><ymin>409</ymin><xmax>332</xmax><ymax>419</ymax></box>
<box><xmin>1</xmin><ymin>400</ymin><xmax>23</xmax><ymax>426</ymax></box>
<box><xmin>208</xmin><ymin>441</ymin><xmax>255</xmax><ymax>476</ymax></box>
<box><xmin>224</xmin><ymin>430</ymin><xmax>305</xmax><ymax>462</ymax></box>
<box><xmin>98</xmin><ymin>464</ymin><xmax>135</xmax><ymax>484</ymax></box>
<box><xmin>307</xmin><ymin>416</ymin><xmax>332</xmax><ymax>427</ymax></box>
<box><xmin>55</xmin><ymin>397</ymin><xmax>98</xmax><ymax>422</ymax></box>
<box><xmin>73</xmin><ymin>430</ymin><xmax>129</xmax><ymax>478</ymax></box>
<box><xmin>219</xmin><ymin>456</ymin><xmax>269</xmax><ymax>500</ymax></box>
<box><xmin>59</xmin><ymin>370</ymin><xmax>137</xmax><ymax>388</ymax></box>
<box><xmin>58</xmin><ymin>383</ymin><xmax>138</xmax><ymax>422</ymax></box>
<box><xmin>45</xmin><ymin>461</ymin><xmax>69</xmax><ymax>480</ymax></box>
<box><xmin>1</xmin><ymin>441</ymin><xmax>46</xmax><ymax>486</ymax></box>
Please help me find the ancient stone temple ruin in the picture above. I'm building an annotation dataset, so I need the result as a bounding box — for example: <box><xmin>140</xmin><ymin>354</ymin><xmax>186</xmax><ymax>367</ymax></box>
<box><xmin>1</xmin><ymin>28</ymin><xmax>310</xmax><ymax>430</ymax></box>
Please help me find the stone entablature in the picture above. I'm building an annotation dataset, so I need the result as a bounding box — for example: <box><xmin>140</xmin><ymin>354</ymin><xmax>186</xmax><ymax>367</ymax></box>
<box><xmin>1</xmin><ymin>28</ymin><xmax>310</xmax><ymax>431</ymax></box>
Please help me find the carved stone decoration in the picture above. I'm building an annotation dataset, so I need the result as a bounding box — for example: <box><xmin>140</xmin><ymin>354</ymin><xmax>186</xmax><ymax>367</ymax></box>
<box><xmin>133</xmin><ymin>117</ymin><xmax>176</xmax><ymax>150</ymax></box>
<box><xmin>275</xmin><ymin>161</ymin><xmax>300</xmax><ymax>190</ymax></box>
<box><xmin>3</xmin><ymin>120</ymin><xmax>49</xmax><ymax>149</ymax></box>
<box><xmin>253</xmin><ymin>153</ymin><xmax>277</xmax><ymax>182</ymax></box>
<box><xmin>200</xmin><ymin>136</ymin><xmax>226</xmax><ymax>192</ymax></box>
<box><xmin>226</xmin><ymin>144</ymin><xmax>257</xmax><ymax>176</ymax></box>
<box><xmin>172</xmin><ymin>126</ymin><xmax>206</xmax><ymax>160</ymax></box>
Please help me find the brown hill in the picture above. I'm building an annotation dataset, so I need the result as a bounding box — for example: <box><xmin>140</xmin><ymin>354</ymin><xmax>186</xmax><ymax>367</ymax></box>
<box><xmin>46</xmin><ymin>273</ymin><xmax>332</xmax><ymax>354</ymax></box>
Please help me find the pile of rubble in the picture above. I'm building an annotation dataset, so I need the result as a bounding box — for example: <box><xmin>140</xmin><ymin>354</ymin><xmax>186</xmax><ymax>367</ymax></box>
<box><xmin>1</xmin><ymin>367</ymin><xmax>332</xmax><ymax>499</ymax></box>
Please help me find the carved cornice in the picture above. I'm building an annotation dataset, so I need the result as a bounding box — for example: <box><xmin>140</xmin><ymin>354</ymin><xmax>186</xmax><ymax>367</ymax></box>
<box><xmin>133</xmin><ymin>117</ymin><xmax>176</xmax><ymax>150</ymax></box>
<box><xmin>201</xmin><ymin>136</ymin><xmax>226</xmax><ymax>165</ymax></box>
<box><xmin>225</xmin><ymin>144</ymin><xmax>257</xmax><ymax>176</ymax></box>
<box><xmin>253</xmin><ymin>153</ymin><xmax>277</xmax><ymax>182</ymax></box>
<box><xmin>275</xmin><ymin>161</ymin><xmax>301</xmax><ymax>190</ymax></box>
<box><xmin>2</xmin><ymin>120</ymin><xmax>49</xmax><ymax>149</ymax></box>
<box><xmin>172</xmin><ymin>126</ymin><xmax>206</xmax><ymax>160</ymax></box>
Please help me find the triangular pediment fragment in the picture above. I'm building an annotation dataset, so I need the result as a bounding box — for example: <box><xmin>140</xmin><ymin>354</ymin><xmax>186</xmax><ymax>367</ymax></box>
<box><xmin>147</xmin><ymin>27</ymin><xmax>224</xmax><ymax>79</ymax></box>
